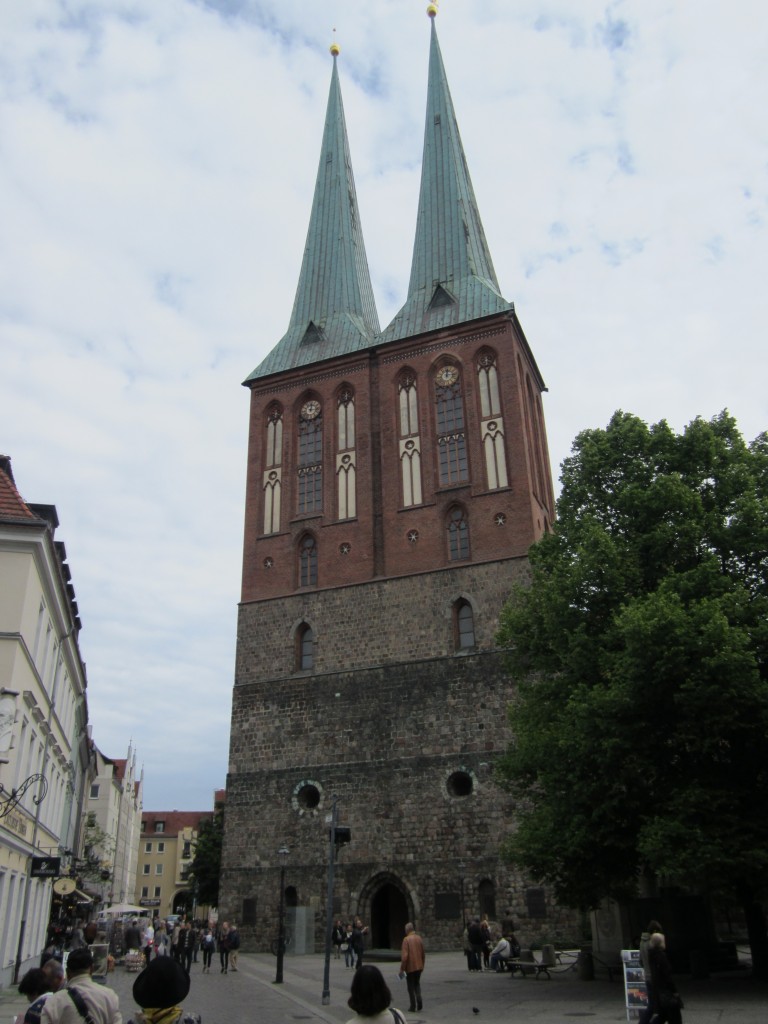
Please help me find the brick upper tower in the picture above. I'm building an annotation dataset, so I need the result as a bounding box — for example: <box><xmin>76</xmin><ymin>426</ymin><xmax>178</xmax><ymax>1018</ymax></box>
<box><xmin>220</xmin><ymin>11</ymin><xmax>567</xmax><ymax>952</ymax></box>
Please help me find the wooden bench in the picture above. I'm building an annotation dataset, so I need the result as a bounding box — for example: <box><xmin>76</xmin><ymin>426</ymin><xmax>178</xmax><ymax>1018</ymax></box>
<box><xmin>507</xmin><ymin>949</ymin><xmax>551</xmax><ymax>979</ymax></box>
<box><xmin>507</xmin><ymin>947</ymin><xmax>579</xmax><ymax>979</ymax></box>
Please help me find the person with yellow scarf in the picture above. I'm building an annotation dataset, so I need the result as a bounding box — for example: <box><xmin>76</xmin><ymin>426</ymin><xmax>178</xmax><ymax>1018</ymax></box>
<box><xmin>126</xmin><ymin>958</ymin><xmax>200</xmax><ymax>1024</ymax></box>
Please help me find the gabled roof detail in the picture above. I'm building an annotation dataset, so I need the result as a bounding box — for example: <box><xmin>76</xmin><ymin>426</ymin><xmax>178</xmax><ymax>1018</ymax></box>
<box><xmin>380</xmin><ymin>15</ymin><xmax>512</xmax><ymax>343</ymax></box>
<box><xmin>0</xmin><ymin>455</ymin><xmax>46</xmax><ymax>525</ymax></box>
<box><xmin>245</xmin><ymin>53</ymin><xmax>380</xmax><ymax>383</ymax></box>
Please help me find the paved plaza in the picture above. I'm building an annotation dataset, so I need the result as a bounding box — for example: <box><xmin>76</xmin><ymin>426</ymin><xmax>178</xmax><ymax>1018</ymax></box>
<box><xmin>2</xmin><ymin>953</ymin><xmax>765</xmax><ymax>1024</ymax></box>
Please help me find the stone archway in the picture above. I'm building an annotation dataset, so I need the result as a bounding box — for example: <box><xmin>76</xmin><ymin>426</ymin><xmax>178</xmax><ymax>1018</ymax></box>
<box><xmin>359</xmin><ymin>874</ymin><xmax>411</xmax><ymax>950</ymax></box>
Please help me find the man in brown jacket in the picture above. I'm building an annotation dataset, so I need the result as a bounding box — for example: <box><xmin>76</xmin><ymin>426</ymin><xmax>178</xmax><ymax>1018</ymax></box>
<box><xmin>399</xmin><ymin>922</ymin><xmax>426</xmax><ymax>1013</ymax></box>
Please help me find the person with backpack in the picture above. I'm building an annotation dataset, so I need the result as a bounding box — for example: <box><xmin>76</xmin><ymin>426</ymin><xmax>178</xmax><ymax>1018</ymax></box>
<box><xmin>200</xmin><ymin>927</ymin><xmax>215</xmax><ymax>973</ymax></box>
<box><xmin>228</xmin><ymin>925</ymin><xmax>241</xmax><ymax>971</ymax></box>
<box><xmin>41</xmin><ymin>949</ymin><xmax>122</xmax><ymax>1024</ymax></box>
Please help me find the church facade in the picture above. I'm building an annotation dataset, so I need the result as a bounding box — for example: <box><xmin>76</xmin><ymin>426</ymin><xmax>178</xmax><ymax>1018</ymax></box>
<box><xmin>220</xmin><ymin>11</ymin><xmax>574</xmax><ymax>951</ymax></box>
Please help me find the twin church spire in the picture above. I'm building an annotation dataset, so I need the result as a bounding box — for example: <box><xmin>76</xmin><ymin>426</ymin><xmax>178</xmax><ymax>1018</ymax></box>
<box><xmin>246</xmin><ymin>9</ymin><xmax>511</xmax><ymax>383</ymax></box>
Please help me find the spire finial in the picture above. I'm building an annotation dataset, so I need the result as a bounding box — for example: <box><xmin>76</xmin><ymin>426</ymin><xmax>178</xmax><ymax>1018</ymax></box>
<box><xmin>330</xmin><ymin>27</ymin><xmax>340</xmax><ymax>57</ymax></box>
<box><xmin>427</xmin><ymin>3</ymin><xmax>438</xmax><ymax>18</ymax></box>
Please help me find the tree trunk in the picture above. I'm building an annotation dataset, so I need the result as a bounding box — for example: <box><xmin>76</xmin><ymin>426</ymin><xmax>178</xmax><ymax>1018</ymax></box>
<box><xmin>740</xmin><ymin>885</ymin><xmax>768</xmax><ymax>980</ymax></box>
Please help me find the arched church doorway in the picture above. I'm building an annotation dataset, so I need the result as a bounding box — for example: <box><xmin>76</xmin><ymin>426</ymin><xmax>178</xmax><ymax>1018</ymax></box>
<box><xmin>370</xmin><ymin>882</ymin><xmax>409</xmax><ymax>949</ymax></box>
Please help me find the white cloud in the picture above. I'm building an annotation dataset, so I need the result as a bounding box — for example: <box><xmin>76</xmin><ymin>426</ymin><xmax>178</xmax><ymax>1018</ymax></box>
<box><xmin>2</xmin><ymin>0</ymin><xmax>765</xmax><ymax>807</ymax></box>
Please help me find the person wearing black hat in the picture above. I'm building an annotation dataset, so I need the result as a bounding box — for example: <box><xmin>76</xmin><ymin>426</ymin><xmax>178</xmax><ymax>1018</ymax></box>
<box><xmin>127</xmin><ymin>956</ymin><xmax>200</xmax><ymax>1024</ymax></box>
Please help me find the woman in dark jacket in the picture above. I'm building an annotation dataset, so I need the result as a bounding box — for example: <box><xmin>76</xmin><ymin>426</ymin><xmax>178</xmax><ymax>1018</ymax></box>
<box><xmin>648</xmin><ymin>933</ymin><xmax>683</xmax><ymax>1024</ymax></box>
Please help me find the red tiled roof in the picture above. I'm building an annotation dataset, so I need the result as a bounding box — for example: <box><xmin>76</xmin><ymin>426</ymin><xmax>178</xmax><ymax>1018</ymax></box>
<box><xmin>0</xmin><ymin>456</ymin><xmax>45</xmax><ymax>524</ymax></box>
<box><xmin>141</xmin><ymin>810</ymin><xmax>213</xmax><ymax>837</ymax></box>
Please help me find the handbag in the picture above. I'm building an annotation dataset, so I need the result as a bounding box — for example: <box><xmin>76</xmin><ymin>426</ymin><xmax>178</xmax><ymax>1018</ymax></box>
<box><xmin>661</xmin><ymin>992</ymin><xmax>684</xmax><ymax>1011</ymax></box>
<box><xmin>340</xmin><ymin>942</ymin><xmax>348</xmax><ymax>951</ymax></box>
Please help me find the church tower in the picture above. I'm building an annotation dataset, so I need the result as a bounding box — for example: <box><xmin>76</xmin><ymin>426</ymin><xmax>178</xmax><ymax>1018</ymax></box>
<box><xmin>221</xmin><ymin>9</ymin><xmax>565</xmax><ymax>951</ymax></box>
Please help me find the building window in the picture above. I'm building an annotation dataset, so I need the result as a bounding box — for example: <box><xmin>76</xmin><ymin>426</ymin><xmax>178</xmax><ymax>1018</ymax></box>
<box><xmin>145</xmin><ymin>842</ymin><xmax>152</xmax><ymax>853</ymax></box>
<box><xmin>182</xmin><ymin>841</ymin><xmax>191</xmax><ymax>859</ymax></box>
<box><xmin>447</xmin><ymin>506</ymin><xmax>470</xmax><ymax>561</ymax></box>
<box><xmin>154</xmin><ymin>886</ymin><xmax>161</xmax><ymax>898</ymax></box>
<box><xmin>479</xmin><ymin>879</ymin><xmax>497</xmax><ymax>919</ymax></box>
<box><xmin>398</xmin><ymin>371</ymin><xmax>422</xmax><ymax>507</ymax></box>
<box><xmin>298</xmin><ymin>534</ymin><xmax>318</xmax><ymax>587</ymax></box>
<box><xmin>297</xmin><ymin>399</ymin><xmax>323</xmax><ymax>514</ymax></box>
<box><xmin>156</xmin><ymin>864</ymin><xmax>163</xmax><ymax>875</ymax></box>
<box><xmin>435</xmin><ymin>365</ymin><xmax>468</xmax><ymax>485</ymax></box>
<box><xmin>336</xmin><ymin>387</ymin><xmax>356</xmax><ymax>519</ymax></box>
<box><xmin>89</xmin><ymin>784</ymin><xmax>99</xmax><ymax>799</ymax></box>
<box><xmin>143</xmin><ymin>865</ymin><xmax>150</xmax><ymax>875</ymax></box>
<box><xmin>157</xmin><ymin>842</ymin><xmax>165</xmax><ymax>853</ymax></box>
<box><xmin>141</xmin><ymin>886</ymin><xmax>149</xmax><ymax>898</ymax></box>
<box><xmin>477</xmin><ymin>351</ymin><xmax>508</xmax><ymax>490</ymax></box>
<box><xmin>242</xmin><ymin>898</ymin><xmax>257</xmax><ymax>927</ymax></box>
<box><xmin>154</xmin><ymin>821</ymin><xmax>165</xmax><ymax>833</ymax></box>
<box><xmin>455</xmin><ymin>599</ymin><xmax>476</xmax><ymax>649</ymax></box>
<box><xmin>477</xmin><ymin>350</ymin><xmax>501</xmax><ymax>417</ymax></box>
<box><xmin>141</xmin><ymin>821</ymin><xmax>147</xmax><ymax>833</ymax></box>
<box><xmin>263</xmin><ymin>405</ymin><xmax>283</xmax><ymax>535</ymax></box>
<box><xmin>296</xmin><ymin>623</ymin><xmax>314</xmax><ymax>671</ymax></box>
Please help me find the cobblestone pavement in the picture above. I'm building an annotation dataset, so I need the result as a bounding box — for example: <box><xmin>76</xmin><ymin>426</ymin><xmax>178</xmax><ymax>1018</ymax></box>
<box><xmin>3</xmin><ymin>953</ymin><xmax>766</xmax><ymax>1024</ymax></box>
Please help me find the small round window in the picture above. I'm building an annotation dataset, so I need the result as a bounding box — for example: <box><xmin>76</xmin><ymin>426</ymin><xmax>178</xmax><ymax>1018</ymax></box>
<box><xmin>292</xmin><ymin>779</ymin><xmax>323</xmax><ymax>816</ymax></box>
<box><xmin>446</xmin><ymin>770</ymin><xmax>474</xmax><ymax>798</ymax></box>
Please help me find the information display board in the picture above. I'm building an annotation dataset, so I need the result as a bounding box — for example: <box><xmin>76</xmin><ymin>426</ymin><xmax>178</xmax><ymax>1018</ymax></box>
<box><xmin>621</xmin><ymin>949</ymin><xmax>649</xmax><ymax>1022</ymax></box>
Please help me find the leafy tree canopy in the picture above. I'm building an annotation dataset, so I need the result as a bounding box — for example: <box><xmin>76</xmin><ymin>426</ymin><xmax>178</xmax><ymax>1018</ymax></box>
<box><xmin>188</xmin><ymin>803</ymin><xmax>224</xmax><ymax>908</ymax></box>
<box><xmin>496</xmin><ymin>411</ymin><xmax>768</xmax><ymax>917</ymax></box>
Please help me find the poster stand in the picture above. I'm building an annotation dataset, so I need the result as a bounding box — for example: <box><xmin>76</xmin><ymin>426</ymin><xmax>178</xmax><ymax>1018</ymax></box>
<box><xmin>621</xmin><ymin>949</ymin><xmax>649</xmax><ymax>1022</ymax></box>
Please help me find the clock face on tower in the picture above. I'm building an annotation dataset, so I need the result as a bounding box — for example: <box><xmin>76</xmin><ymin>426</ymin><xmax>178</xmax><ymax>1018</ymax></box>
<box><xmin>436</xmin><ymin>365</ymin><xmax>459</xmax><ymax>386</ymax></box>
<box><xmin>301</xmin><ymin>399</ymin><xmax>321</xmax><ymax>420</ymax></box>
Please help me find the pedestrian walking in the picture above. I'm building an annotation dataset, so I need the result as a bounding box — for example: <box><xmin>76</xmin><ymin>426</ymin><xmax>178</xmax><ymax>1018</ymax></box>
<box><xmin>399</xmin><ymin>922</ymin><xmax>425</xmax><ymax>1014</ymax></box>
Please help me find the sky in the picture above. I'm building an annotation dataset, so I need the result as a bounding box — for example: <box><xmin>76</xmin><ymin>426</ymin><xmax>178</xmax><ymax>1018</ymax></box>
<box><xmin>2</xmin><ymin>1</ymin><xmax>766</xmax><ymax>810</ymax></box>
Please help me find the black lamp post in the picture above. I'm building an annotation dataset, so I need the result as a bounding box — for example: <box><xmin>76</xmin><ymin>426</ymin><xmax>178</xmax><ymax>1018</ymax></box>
<box><xmin>274</xmin><ymin>845</ymin><xmax>289</xmax><ymax>984</ymax></box>
<box><xmin>458</xmin><ymin>861</ymin><xmax>466</xmax><ymax>927</ymax></box>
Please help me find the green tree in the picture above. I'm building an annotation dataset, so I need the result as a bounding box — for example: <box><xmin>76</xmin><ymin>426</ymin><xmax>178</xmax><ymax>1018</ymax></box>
<box><xmin>496</xmin><ymin>411</ymin><xmax>768</xmax><ymax>975</ymax></box>
<box><xmin>188</xmin><ymin>803</ymin><xmax>224</xmax><ymax>908</ymax></box>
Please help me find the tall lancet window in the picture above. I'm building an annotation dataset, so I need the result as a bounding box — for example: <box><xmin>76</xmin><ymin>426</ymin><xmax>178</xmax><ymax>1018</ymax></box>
<box><xmin>398</xmin><ymin>370</ymin><xmax>422</xmax><ymax>507</ymax></box>
<box><xmin>435</xmin><ymin>364</ymin><xmax>468</xmax><ymax>486</ymax></box>
<box><xmin>298</xmin><ymin>534</ymin><xmax>318</xmax><ymax>587</ymax></box>
<box><xmin>297</xmin><ymin>397</ymin><xmax>323</xmax><ymax>514</ymax></box>
<box><xmin>336</xmin><ymin>386</ymin><xmax>356</xmax><ymax>519</ymax></box>
<box><xmin>447</xmin><ymin>505</ymin><xmax>470</xmax><ymax>561</ymax></box>
<box><xmin>263</xmin><ymin>405</ymin><xmax>283</xmax><ymax>534</ymax></box>
<box><xmin>477</xmin><ymin>350</ymin><xmax>508</xmax><ymax>490</ymax></box>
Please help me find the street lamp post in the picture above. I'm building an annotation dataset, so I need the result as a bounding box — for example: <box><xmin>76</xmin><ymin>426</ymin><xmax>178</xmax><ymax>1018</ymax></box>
<box><xmin>321</xmin><ymin>796</ymin><xmax>339</xmax><ymax>1005</ymax></box>
<box><xmin>458</xmin><ymin>861</ymin><xmax>466</xmax><ymax>927</ymax></box>
<box><xmin>274</xmin><ymin>846</ymin><xmax>289</xmax><ymax>984</ymax></box>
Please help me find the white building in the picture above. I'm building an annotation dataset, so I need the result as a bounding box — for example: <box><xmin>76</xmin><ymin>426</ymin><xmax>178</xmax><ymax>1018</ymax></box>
<box><xmin>0</xmin><ymin>455</ymin><xmax>92</xmax><ymax>988</ymax></box>
<box><xmin>86</xmin><ymin>744</ymin><xmax>143</xmax><ymax>907</ymax></box>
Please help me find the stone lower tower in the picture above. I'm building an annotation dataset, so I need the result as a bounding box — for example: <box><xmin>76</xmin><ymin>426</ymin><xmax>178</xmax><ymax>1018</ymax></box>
<box><xmin>220</xmin><ymin>10</ymin><xmax>571</xmax><ymax>952</ymax></box>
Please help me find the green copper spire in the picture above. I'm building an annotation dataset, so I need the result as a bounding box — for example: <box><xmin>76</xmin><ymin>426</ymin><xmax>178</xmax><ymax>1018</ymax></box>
<box><xmin>245</xmin><ymin>51</ymin><xmax>380</xmax><ymax>382</ymax></box>
<box><xmin>381</xmin><ymin>12</ymin><xmax>511</xmax><ymax>343</ymax></box>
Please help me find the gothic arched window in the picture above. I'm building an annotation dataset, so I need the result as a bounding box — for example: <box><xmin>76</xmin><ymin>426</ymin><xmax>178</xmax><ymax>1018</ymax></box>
<box><xmin>297</xmin><ymin>398</ymin><xmax>323</xmax><ymax>514</ymax></box>
<box><xmin>477</xmin><ymin>351</ymin><xmax>508</xmax><ymax>490</ymax></box>
<box><xmin>296</xmin><ymin>622</ymin><xmax>314</xmax><ymax>671</ymax></box>
<box><xmin>435</xmin><ymin>365</ymin><xmax>468</xmax><ymax>486</ymax></box>
<box><xmin>298</xmin><ymin>534</ymin><xmax>318</xmax><ymax>588</ymax></box>
<box><xmin>263</xmin><ymin>405</ymin><xmax>283</xmax><ymax>534</ymax></box>
<box><xmin>455</xmin><ymin>599</ymin><xmax>476</xmax><ymax>650</ymax></box>
<box><xmin>398</xmin><ymin>370</ymin><xmax>422</xmax><ymax>507</ymax></box>
<box><xmin>447</xmin><ymin>506</ymin><xmax>470</xmax><ymax>561</ymax></box>
<box><xmin>337</xmin><ymin>387</ymin><xmax>356</xmax><ymax>519</ymax></box>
